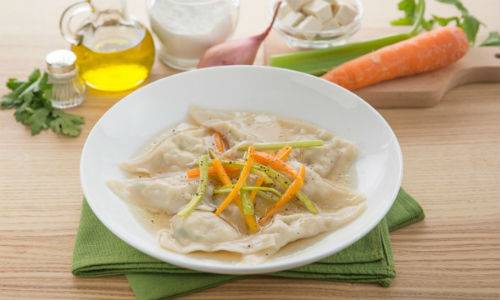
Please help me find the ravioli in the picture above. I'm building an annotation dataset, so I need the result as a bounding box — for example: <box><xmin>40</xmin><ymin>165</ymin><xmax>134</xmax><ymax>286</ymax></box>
<box><xmin>108</xmin><ymin>107</ymin><xmax>365</xmax><ymax>260</ymax></box>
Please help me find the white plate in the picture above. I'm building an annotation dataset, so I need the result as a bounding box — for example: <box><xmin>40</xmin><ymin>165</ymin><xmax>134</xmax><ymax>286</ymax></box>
<box><xmin>80</xmin><ymin>66</ymin><xmax>402</xmax><ymax>275</ymax></box>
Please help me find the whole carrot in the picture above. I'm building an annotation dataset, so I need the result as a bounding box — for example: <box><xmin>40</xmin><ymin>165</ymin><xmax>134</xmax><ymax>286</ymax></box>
<box><xmin>322</xmin><ymin>26</ymin><xmax>469</xmax><ymax>90</ymax></box>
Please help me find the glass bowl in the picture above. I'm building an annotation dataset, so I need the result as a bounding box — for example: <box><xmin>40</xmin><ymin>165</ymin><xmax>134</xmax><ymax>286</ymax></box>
<box><xmin>272</xmin><ymin>0</ymin><xmax>363</xmax><ymax>49</ymax></box>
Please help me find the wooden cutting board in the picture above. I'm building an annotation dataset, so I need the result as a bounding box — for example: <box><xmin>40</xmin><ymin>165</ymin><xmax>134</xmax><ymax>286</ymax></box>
<box><xmin>263</xmin><ymin>30</ymin><xmax>500</xmax><ymax>108</ymax></box>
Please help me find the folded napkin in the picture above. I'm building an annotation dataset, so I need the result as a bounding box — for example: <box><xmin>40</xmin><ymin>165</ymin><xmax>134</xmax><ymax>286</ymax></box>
<box><xmin>73</xmin><ymin>189</ymin><xmax>424</xmax><ymax>300</ymax></box>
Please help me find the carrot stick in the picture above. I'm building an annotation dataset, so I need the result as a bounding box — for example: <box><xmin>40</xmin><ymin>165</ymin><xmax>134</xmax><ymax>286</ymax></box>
<box><xmin>215</xmin><ymin>147</ymin><xmax>255</xmax><ymax>215</ymax></box>
<box><xmin>186</xmin><ymin>165</ymin><xmax>240</xmax><ymax>179</ymax></box>
<box><xmin>322</xmin><ymin>26</ymin><xmax>469</xmax><ymax>90</ymax></box>
<box><xmin>213</xmin><ymin>131</ymin><xmax>226</xmax><ymax>153</ymax></box>
<box><xmin>259</xmin><ymin>164</ymin><xmax>306</xmax><ymax>225</ymax></box>
<box><xmin>253</xmin><ymin>151</ymin><xmax>297</xmax><ymax>178</ymax></box>
<box><xmin>208</xmin><ymin>150</ymin><xmax>246</xmax><ymax>216</ymax></box>
<box><xmin>212</xmin><ymin>157</ymin><xmax>232</xmax><ymax>186</ymax></box>
<box><xmin>249</xmin><ymin>146</ymin><xmax>291</xmax><ymax>203</ymax></box>
<box><xmin>249</xmin><ymin>177</ymin><xmax>265</xmax><ymax>204</ymax></box>
<box><xmin>275</xmin><ymin>146</ymin><xmax>292</xmax><ymax>161</ymax></box>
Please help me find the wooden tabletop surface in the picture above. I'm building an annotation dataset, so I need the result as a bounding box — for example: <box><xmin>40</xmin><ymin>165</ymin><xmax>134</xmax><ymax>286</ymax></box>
<box><xmin>1</xmin><ymin>0</ymin><xmax>499</xmax><ymax>299</ymax></box>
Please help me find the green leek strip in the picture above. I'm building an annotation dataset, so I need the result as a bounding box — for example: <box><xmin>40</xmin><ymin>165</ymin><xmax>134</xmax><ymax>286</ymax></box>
<box><xmin>214</xmin><ymin>185</ymin><xmax>282</xmax><ymax>197</ymax></box>
<box><xmin>238</xmin><ymin>140</ymin><xmax>324</xmax><ymax>151</ymax></box>
<box><xmin>178</xmin><ymin>155</ymin><xmax>209</xmax><ymax>217</ymax></box>
<box><xmin>256</xmin><ymin>191</ymin><xmax>279</xmax><ymax>202</ymax></box>
<box><xmin>252</xmin><ymin>163</ymin><xmax>318</xmax><ymax>214</ymax></box>
<box><xmin>240</xmin><ymin>190</ymin><xmax>254</xmax><ymax>216</ymax></box>
<box><xmin>269</xmin><ymin>0</ymin><xmax>425</xmax><ymax>76</ymax></box>
<box><xmin>220</xmin><ymin>160</ymin><xmax>273</xmax><ymax>184</ymax></box>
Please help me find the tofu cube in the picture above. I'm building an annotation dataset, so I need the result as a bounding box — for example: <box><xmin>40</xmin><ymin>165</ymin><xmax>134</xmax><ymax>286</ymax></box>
<box><xmin>322</xmin><ymin>17</ymin><xmax>340</xmax><ymax>30</ymax></box>
<box><xmin>332</xmin><ymin>3</ymin><xmax>358</xmax><ymax>26</ymax></box>
<box><xmin>302</xmin><ymin>0</ymin><xmax>333</xmax><ymax>23</ymax></box>
<box><xmin>280</xmin><ymin>10</ymin><xmax>306</xmax><ymax>28</ymax></box>
<box><xmin>285</xmin><ymin>0</ymin><xmax>313</xmax><ymax>11</ymax></box>
<box><xmin>296</xmin><ymin>15</ymin><xmax>322</xmax><ymax>39</ymax></box>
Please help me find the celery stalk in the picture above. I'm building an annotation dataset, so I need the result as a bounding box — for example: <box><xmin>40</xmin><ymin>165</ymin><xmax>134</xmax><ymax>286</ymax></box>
<box><xmin>240</xmin><ymin>190</ymin><xmax>254</xmax><ymax>216</ymax></box>
<box><xmin>269</xmin><ymin>0</ymin><xmax>425</xmax><ymax>76</ymax></box>
<box><xmin>239</xmin><ymin>139</ymin><xmax>324</xmax><ymax>151</ymax></box>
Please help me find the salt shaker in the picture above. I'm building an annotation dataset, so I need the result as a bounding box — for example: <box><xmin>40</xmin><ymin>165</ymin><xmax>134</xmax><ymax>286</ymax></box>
<box><xmin>45</xmin><ymin>49</ymin><xmax>86</xmax><ymax>109</ymax></box>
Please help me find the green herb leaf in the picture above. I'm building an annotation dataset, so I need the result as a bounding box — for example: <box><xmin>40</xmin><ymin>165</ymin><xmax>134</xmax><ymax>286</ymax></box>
<box><xmin>480</xmin><ymin>31</ymin><xmax>500</xmax><ymax>46</ymax></box>
<box><xmin>49</xmin><ymin>110</ymin><xmax>85</xmax><ymax>137</ymax></box>
<box><xmin>1</xmin><ymin>69</ymin><xmax>85</xmax><ymax>137</ymax></box>
<box><xmin>432</xmin><ymin>15</ymin><xmax>460</xmax><ymax>26</ymax></box>
<box><xmin>391</xmin><ymin>0</ymin><xmax>417</xmax><ymax>25</ymax></box>
<box><xmin>6</xmin><ymin>78</ymin><xmax>24</xmax><ymax>91</ymax></box>
<box><xmin>28</xmin><ymin>108</ymin><xmax>50</xmax><ymax>135</ymax></box>
<box><xmin>461</xmin><ymin>14</ymin><xmax>481</xmax><ymax>43</ymax></box>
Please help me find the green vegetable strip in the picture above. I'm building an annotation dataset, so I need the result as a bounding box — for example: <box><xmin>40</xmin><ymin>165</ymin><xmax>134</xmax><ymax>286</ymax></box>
<box><xmin>252</xmin><ymin>163</ymin><xmax>318</xmax><ymax>214</ymax></box>
<box><xmin>269</xmin><ymin>34</ymin><xmax>411</xmax><ymax>76</ymax></box>
<box><xmin>239</xmin><ymin>139</ymin><xmax>324</xmax><ymax>151</ymax></box>
<box><xmin>178</xmin><ymin>155</ymin><xmax>209</xmax><ymax>217</ymax></box>
<box><xmin>269</xmin><ymin>0</ymin><xmax>425</xmax><ymax>76</ymax></box>
<box><xmin>214</xmin><ymin>186</ymin><xmax>282</xmax><ymax>197</ymax></box>
<box><xmin>219</xmin><ymin>161</ymin><xmax>273</xmax><ymax>184</ymax></box>
<box><xmin>240</xmin><ymin>190</ymin><xmax>254</xmax><ymax>216</ymax></box>
<box><xmin>256</xmin><ymin>191</ymin><xmax>279</xmax><ymax>202</ymax></box>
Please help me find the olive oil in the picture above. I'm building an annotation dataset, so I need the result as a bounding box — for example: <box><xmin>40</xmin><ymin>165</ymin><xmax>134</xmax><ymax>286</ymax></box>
<box><xmin>71</xmin><ymin>25</ymin><xmax>155</xmax><ymax>92</ymax></box>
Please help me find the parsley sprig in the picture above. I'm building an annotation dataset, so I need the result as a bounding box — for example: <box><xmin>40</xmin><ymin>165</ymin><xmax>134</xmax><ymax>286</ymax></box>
<box><xmin>391</xmin><ymin>0</ymin><xmax>500</xmax><ymax>46</ymax></box>
<box><xmin>1</xmin><ymin>69</ymin><xmax>84</xmax><ymax>137</ymax></box>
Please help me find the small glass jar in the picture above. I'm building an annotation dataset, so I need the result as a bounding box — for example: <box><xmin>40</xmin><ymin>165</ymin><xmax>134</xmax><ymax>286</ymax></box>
<box><xmin>46</xmin><ymin>49</ymin><xmax>86</xmax><ymax>109</ymax></box>
<box><xmin>147</xmin><ymin>0</ymin><xmax>240</xmax><ymax>70</ymax></box>
<box><xmin>272</xmin><ymin>0</ymin><xmax>363</xmax><ymax>49</ymax></box>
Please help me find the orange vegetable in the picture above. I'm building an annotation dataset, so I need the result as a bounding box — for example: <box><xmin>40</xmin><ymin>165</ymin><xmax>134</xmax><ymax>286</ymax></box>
<box><xmin>212</xmin><ymin>157</ymin><xmax>248</xmax><ymax>224</ymax></box>
<box><xmin>186</xmin><ymin>165</ymin><xmax>240</xmax><ymax>179</ymax></box>
<box><xmin>212</xmin><ymin>157</ymin><xmax>232</xmax><ymax>186</ymax></box>
<box><xmin>259</xmin><ymin>164</ymin><xmax>306</xmax><ymax>225</ymax></box>
<box><xmin>275</xmin><ymin>146</ymin><xmax>292</xmax><ymax>161</ymax></box>
<box><xmin>253</xmin><ymin>151</ymin><xmax>297</xmax><ymax>178</ymax></box>
<box><xmin>322</xmin><ymin>26</ymin><xmax>469</xmax><ymax>90</ymax></box>
<box><xmin>213</xmin><ymin>131</ymin><xmax>226</xmax><ymax>153</ymax></box>
<box><xmin>215</xmin><ymin>146</ymin><xmax>255</xmax><ymax>215</ymax></box>
<box><xmin>248</xmin><ymin>177</ymin><xmax>266</xmax><ymax>204</ymax></box>
<box><xmin>249</xmin><ymin>146</ymin><xmax>291</xmax><ymax>203</ymax></box>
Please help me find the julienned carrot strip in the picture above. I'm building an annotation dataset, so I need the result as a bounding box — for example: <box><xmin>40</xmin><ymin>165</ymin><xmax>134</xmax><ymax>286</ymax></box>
<box><xmin>276</xmin><ymin>146</ymin><xmax>292</xmax><ymax>161</ymax></box>
<box><xmin>322</xmin><ymin>26</ymin><xmax>469</xmax><ymax>90</ymax></box>
<box><xmin>213</xmin><ymin>131</ymin><xmax>226</xmax><ymax>153</ymax></box>
<box><xmin>212</xmin><ymin>157</ymin><xmax>232</xmax><ymax>186</ymax></box>
<box><xmin>249</xmin><ymin>146</ymin><xmax>290</xmax><ymax>203</ymax></box>
<box><xmin>210</xmin><ymin>152</ymin><xmax>245</xmax><ymax>215</ymax></box>
<box><xmin>259</xmin><ymin>165</ymin><xmax>306</xmax><ymax>225</ymax></box>
<box><xmin>249</xmin><ymin>177</ymin><xmax>265</xmax><ymax>204</ymax></box>
<box><xmin>253</xmin><ymin>151</ymin><xmax>297</xmax><ymax>178</ymax></box>
<box><xmin>186</xmin><ymin>165</ymin><xmax>240</xmax><ymax>179</ymax></box>
<box><xmin>215</xmin><ymin>147</ymin><xmax>255</xmax><ymax>215</ymax></box>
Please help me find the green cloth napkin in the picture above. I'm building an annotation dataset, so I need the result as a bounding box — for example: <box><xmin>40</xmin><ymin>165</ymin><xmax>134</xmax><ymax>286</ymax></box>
<box><xmin>73</xmin><ymin>189</ymin><xmax>424</xmax><ymax>300</ymax></box>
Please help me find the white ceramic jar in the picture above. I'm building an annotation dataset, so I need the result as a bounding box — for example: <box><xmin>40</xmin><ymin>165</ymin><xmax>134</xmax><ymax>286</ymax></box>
<box><xmin>147</xmin><ymin>0</ymin><xmax>239</xmax><ymax>70</ymax></box>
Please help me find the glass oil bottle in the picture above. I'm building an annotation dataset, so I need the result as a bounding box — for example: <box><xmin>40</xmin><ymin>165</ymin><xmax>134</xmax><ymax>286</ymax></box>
<box><xmin>60</xmin><ymin>0</ymin><xmax>155</xmax><ymax>92</ymax></box>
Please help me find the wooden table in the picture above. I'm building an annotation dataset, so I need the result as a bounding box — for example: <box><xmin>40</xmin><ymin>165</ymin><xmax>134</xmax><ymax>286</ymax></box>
<box><xmin>1</xmin><ymin>0</ymin><xmax>499</xmax><ymax>299</ymax></box>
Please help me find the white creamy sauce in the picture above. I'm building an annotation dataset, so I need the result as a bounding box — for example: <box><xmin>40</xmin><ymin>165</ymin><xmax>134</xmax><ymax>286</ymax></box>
<box><xmin>149</xmin><ymin>0</ymin><xmax>237</xmax><ymax>68</ymax></box>
<box><xmin>108</xmin><ymin>107</ymin><xmax>365</xmax><ymax>262</ymax></box>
